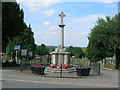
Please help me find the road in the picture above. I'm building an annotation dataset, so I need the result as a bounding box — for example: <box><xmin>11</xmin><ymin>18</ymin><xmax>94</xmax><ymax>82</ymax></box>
<box><xmin>1</xmin><ymin>66</ymin><xmax>119</xmax><ymax>88</ymax></box>
<box><xmin>2</xmin><ymin>80</ymin><xmax>102</xmax><ymax>88</ymax></box>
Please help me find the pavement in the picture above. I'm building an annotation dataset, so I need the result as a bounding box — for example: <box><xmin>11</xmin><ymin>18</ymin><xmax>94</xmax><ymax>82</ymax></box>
<box><xmin>1</xmin><ymin>66</ymin><xmax>119</xmax><ymax>88</ymax></box>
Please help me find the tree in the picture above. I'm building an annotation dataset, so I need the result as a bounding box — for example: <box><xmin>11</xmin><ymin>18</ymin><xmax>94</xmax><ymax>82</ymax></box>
<box><xmin>6</xmin><ymin>25</ymin><xmax>36</xmax><ymax>58</ymax></box>
<box><xmin>66</xmin><ymin>46</ymin><xmax>85</xmax><ymax>58</ymax></box>
<box><xmin>86</xmin><ymin>14</ymin><xmax>120</xmax><ymax>69</ymax></box>
<box><xmin>66</xmin><ymin>46</ymin><xmax>74</xmax><ymax>56</ymax></box>
<box><xmin>46</xmin><ymin>46</ymin><xmax>56</xmax><ymax>52</ymax></box>
<box><xmin>2</xmin><ymin>2</ymin><xmax>36</xmax><ymax>66</ymax></box>
<box><xmin>35</xmin><ymin>44</ymin><xmax>49</xmax><ymax>56</ymax></box>
<box><xmin>2</xmin><ymin>2</ymin><xmax>26</xmax><ymax>52</ymax></box>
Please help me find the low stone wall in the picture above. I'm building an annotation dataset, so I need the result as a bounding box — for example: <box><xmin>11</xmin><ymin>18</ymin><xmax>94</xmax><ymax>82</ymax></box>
<box><xmin>72</xmin><ymin>58</ymin><xmax>90</xmax><ymax>66</ymax></box>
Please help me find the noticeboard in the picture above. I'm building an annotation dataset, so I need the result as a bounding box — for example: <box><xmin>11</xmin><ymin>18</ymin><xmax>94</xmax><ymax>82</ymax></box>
<box><xmin>14</xmin><ymin>45</ymin><xmax>20</xmax><ymax>50</ymax></box>
<box><xmin>28</xmin><ymin>51</ymin><xmax>33</xmax><ymax>57</ymax></box>
<box><xmin>21</xmin><ymin>49</ymin><xmax>27</xmax><ymax>56</ymax></box>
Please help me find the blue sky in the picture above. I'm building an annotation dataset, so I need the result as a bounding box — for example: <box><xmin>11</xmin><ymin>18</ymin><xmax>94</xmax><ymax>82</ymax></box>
<box><xmin>17</xmin><ymin>0</ymin><xmax>118</xmax><ymax>47</ymax></box>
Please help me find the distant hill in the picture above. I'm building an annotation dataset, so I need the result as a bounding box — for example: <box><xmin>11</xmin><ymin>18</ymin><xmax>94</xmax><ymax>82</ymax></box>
<box><xmin>46</xmin><ymin>46</ymin><xmax>57</xmax><ymax>48</ymax></box>
<box><xmin>46</xmin><ymin>46</ymin><xmax>57</xmax><ymax>52</ymax></box>
<box><xmin>46</xmin><ymin>46</ymin><xmax>86</xmax><ymax>52</ymax></box>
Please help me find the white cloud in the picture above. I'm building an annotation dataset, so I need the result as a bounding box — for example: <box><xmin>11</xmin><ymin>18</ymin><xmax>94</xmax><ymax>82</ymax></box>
<box><xmin>41</xmin><ymin>10</ymin><xmax>55</xmax><ymax>16</ymax></box>
<box><xmin>44</xmin><ymin>22</ymin><xmax>51</xmax><ymax>26</ymax></box>
<box><xmin>67</xmin><ymin>14</ymin><xmax>107</xmax><ymax>32</ymax></box>
<box><xmin>17</xmin><ymin>0</ymin><xmax>117</xmax><ymax>12</ymax></box>
<box><xmin>72</xmin><ymin>14</ymin><xmax>106</xmax><ymax>23</ymax></box>
<box><xmin>34</xmin><ymin>30</ymin><xmax>59</xmax><ymax>46</ymax></box>
<box><xmin>101</xmin><ymin>0</ymin><xmax>117</xmax><ymax>8</ymax></box>
<box><xmin>34</xmin><ymin>30</ymin><xmax>89</xmax><ymax>47</ymax></box>
<box><xmin>49</xmin><ymin>25</ymin><xmax>56</xmax><ymax>30</ymax></box>
<box><xmin>40</xmin><ymin>10</ymin><xmax>55</xmax><ymax>16</ymax></box>
<box><xmin>102</xmin><ymin>0</ymin><xmax>118</xmax><ymax>4</ymax></box>
<box><xmin>43</xmin><ymin>22</ymin><xmax>56</xmax><ymax>30</ymax></box>
<box><xmin>45</xmin><ymin>31</ymin><xmax>57</xmax><ymax>35</ymax></box>
<box><xmin>17</xmin><ymin>0</ymin><xmax>119</xmax><ymax>3</ymax></box>
<box><xmin>106</xmin><ymin>4</ymin><xmax>116</xmax><ymax>8</ymax></box>
<box><xmin>17</xmin><ymin>0</ymin><xmax>61</xmax><ymax>12</ymax></box>
<box><xmin>33</xmin><ymin>14</ymin><xmax>114</xmax><ymax>47</ymax></box>
<box><xmin>64</xmin><ymin>31</ymin><xmax>89</xmax><ymax>47</ymax></box>
<box><xmin>34</xmin><ymin>32</ymin><xmax>41</xmax><ymax>35</ymax></box>
<box><xmin>63</xmin><ymin>14</ymin><xmax>109</xmax><ymax>46</ymax></box>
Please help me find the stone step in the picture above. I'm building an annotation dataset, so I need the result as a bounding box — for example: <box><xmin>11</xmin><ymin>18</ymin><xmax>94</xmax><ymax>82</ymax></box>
<box><xmin>45</xmin><ymin>67</ymin><xmax>76</xmax><ymax>73</ymax></box>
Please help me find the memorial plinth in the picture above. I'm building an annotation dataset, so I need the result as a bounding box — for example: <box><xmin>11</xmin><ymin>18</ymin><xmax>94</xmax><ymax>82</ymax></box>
<box><xmin>51</xmin><ymin>50</ymin><xmax>70</xmax><ymax>65</ymax></box>
<box><xmin>51</xmin><ymin>12</ymin><xmax>70</xmax><ymax>65</ymax></box>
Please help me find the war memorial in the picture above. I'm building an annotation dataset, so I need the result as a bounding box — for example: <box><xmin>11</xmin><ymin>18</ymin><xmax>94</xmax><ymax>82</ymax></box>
<box><xmin>31</xmin><ymin>12</ymin><xmax>91</xmax><ymax>76</ymax></box>
<box><xmin>50</xmin><ymin>12</ymin><xmax>70</xmax><ymax>65</ymax></box>
<box><xmin>1</xmin><ymin>1</ymin><xmax>119</xmax><ymax>88</ymax></box>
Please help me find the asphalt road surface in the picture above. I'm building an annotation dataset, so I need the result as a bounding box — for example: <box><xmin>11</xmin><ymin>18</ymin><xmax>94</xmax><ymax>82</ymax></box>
<box><xmin>2</xmin><ymin>80</ymin><xmax>103</xmax><ymax>88</ymax></box>
<box><xmin>1</xmin><ymin>67</ymin><xmax>119</xmax><ymax>88</ymax></box>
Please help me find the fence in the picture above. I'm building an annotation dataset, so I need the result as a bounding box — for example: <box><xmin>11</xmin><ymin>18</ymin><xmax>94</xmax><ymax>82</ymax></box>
<box><xmin>30</xmin><ymin>58</ymin><xmax>92</xmax><ymax>78</ymax></box>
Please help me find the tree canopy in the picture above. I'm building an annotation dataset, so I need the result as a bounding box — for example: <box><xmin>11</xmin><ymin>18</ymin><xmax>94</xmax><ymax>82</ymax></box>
<box><xmin>2</xmin><ymin>2</ymin><xmax>26</xmax><ymax>52</ymax></box>
<box><xmin>3</xmin><ymin>2</ymin><xmax>36</xmax><ymax>61</ymax></box>
<box><xmin>66</xmin><ymin>46</ymin><xmax>85</xmax><ymax>58</ymax></box>
<box><xmin>6</xmin><ymin>26</ymin><xmax>36</xmax><ymax>57</ymax></box>
<box><xmin>86</xmin><ymin>14</ymin><xmax>120</xmax><ymax>69</ymax></box>
<box><xmin>35</xmin><ymin>44</ymin><xmax>49</xmax><ymax>56</ymax></box>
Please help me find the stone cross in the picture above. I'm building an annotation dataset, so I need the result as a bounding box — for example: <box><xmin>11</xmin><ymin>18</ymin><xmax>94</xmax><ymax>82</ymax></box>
<box><xmin>59</xmin><ymin>12</ymin><xmax>65</xmax><ymax>25</ymax></box>
<box><xmin>51</xmin><ymin>12</ymin><xmax>70</xmax><ymax>65</ymax></box>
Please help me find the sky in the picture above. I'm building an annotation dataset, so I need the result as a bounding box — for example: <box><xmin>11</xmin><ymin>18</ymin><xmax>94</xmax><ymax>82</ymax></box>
<box><xmin>16</xmin><ymin>0</ymin><xmax>118</xmax><ymax>47</ymax></box>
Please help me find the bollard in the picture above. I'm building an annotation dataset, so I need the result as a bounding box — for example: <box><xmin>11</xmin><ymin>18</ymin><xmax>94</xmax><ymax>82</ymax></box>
<box><xmin>79</xmin><ymin>65</ymin><xmax>81</xmax><ymax>78</ymax></box>
<box><xmin>60</xmin><ymin>64</ymin><xmax>62</xmax><ymax>78</ymax></box>
<box><xmin>20</xmin><ymin>59</ymin><xmax>22</xmax><ymax>73</ymax></box>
